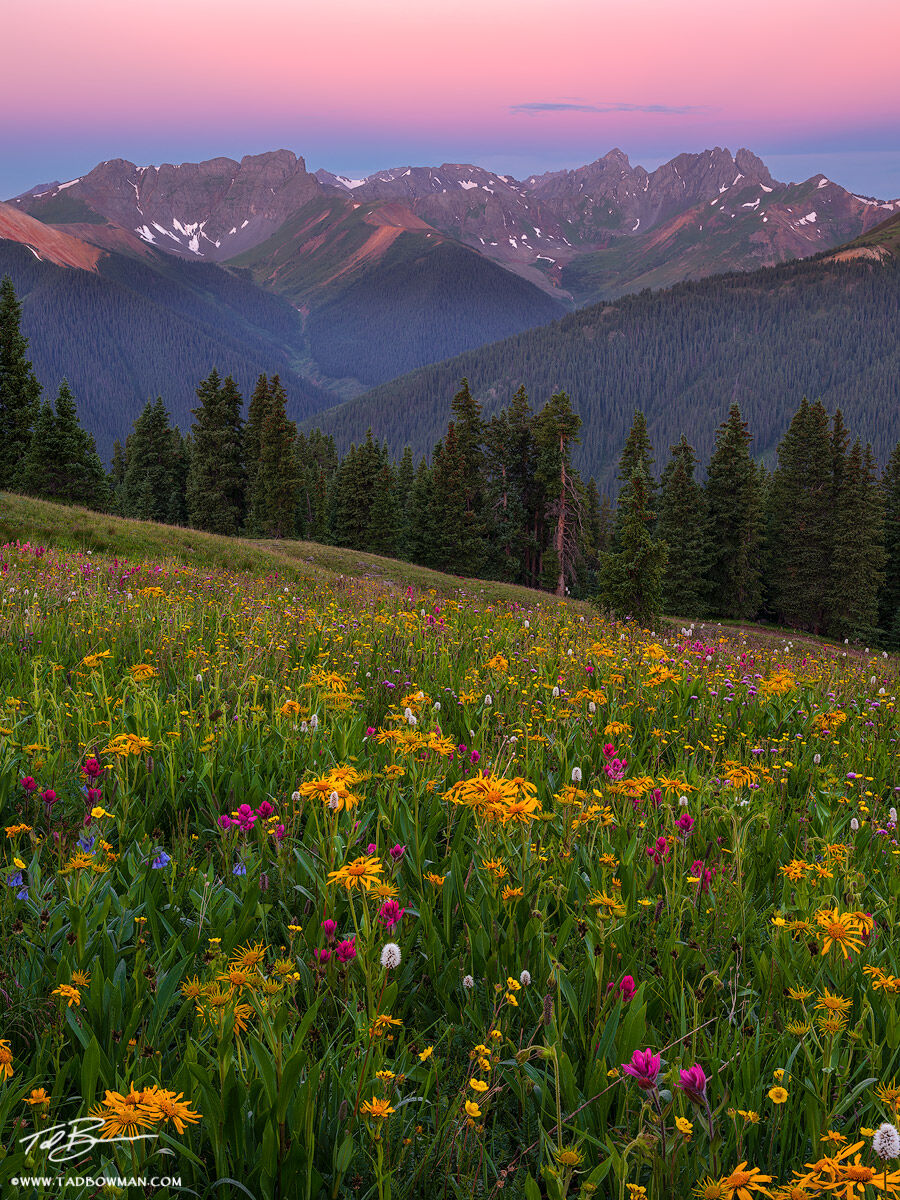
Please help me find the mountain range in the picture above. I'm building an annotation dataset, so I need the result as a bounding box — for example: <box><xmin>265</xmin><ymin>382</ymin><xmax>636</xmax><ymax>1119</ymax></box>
<box><xmin>1</xmin><ymin>146</ymin><xmax>898</xmax><ymax>459</ymax></box>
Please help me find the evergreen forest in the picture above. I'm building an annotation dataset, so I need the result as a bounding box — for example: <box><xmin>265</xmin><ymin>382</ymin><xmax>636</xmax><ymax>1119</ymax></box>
<box><xmin>3</xmin><ymin>272</ymin><xmax>900</xmax><ymax>645</ymax></box>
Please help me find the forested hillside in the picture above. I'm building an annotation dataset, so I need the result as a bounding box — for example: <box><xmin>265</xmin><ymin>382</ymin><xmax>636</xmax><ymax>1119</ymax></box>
<box><xmin>309</xmin><ymin>253</ymin><xmax>900</xmax><ymax>488</ymax></box>
<box><xmin>0</xmin><ymin>240</ymin><xmax>333</xmax><ymax>460</ymax></box>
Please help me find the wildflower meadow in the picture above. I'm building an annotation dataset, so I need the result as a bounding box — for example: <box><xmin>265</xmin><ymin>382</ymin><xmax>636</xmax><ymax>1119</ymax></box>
<box><xmin>3</xmin><ymin>538</ymin><xmax>900</xmax><ymax>1199</ymax></box>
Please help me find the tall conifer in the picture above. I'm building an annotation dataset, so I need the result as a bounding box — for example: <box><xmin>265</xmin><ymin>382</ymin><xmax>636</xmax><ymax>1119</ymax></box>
<box><xmin>0</xmin><ymin>275</ymin><xmax>42</xmax><ymax>490</ymax></box>
<box><xmin>766</xmin><ymin>400</ymin><xmax>833</xmax><ymax>632</ymax></box>
<box><xmin>657</xmin><ymin>435</ymin><xmax>709</xmax><ymax>616</ymax></box>
<box><xmin>705</xmin><ymin>404</ymin><xmax>761</xmax><ymax>619</ymax></box>
<box><xmin>187</xmin><ymin>370</ymin><xmax>245</xmax><ymax>535</ymax></box>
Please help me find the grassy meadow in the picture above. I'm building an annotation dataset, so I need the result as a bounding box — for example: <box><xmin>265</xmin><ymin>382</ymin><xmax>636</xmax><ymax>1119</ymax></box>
<box><xmin>2</xmin><ymin>500</ymin><xmax>900</xmax><ymax>1199</ymax></box>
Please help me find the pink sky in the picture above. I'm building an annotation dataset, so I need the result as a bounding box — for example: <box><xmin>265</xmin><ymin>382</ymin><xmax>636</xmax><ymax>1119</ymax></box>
<box><xmin>4</xmin><ymin>0</ymin><xmax>899</xmax><ymax>196</ymax></box>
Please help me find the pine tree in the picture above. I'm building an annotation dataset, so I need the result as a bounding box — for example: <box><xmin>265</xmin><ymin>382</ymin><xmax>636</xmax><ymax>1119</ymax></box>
<box><xmin>186</xmin><ymin>370</ymin><xmax>245</xmax><ymax>535</ymax></box>
<box><xmin>167</xmin><ymin>429</ymin><xmax>191</xmax><ymax>526</ymax></box>
<box><xmin>705</xmin><ymin>404</ymin><xmax>762</xmax><ymax>619</ymax></box>
<box><xmin>534</xmin><ymin>391</ymin><xmax>583</xmax><ymax>597</ymax></box>
<box><xmin>16</xmin><ymin>402</ymin><xmax>56</xmax><ymax>500</ymax></box>
<box><xmin>109</xmin><ymin>439</ymin><xmax>127</xmax><ymax>512</ymax></box>
<box><xmin>614</xmin><ymin>411</ymin><xmax>656</xmax><ymax>546</ymax></box>
<box><xmin>485</xmin><ymin>386</ymin><xmax>536</xmax><ymax>584</ymax></box>
<box><xmin>430</xmin><ymin>427</ymin><xmax>474</xmax><ymax>574</ymax></box>
<box><xmin>595</xmin><ymin>472</ymin><xmax>668</xmax><ymax>625</ymax></box>
<box><xmin>243</xmin><ymin>374</ymin><xmax>271</xmax><ymax>535</ymax></box>
<box><xmin>18</xmin><ymin>381</ymin><xmax>109</xmax><ymax>510</ymax></box>
<box><xmin>0</xmin><ymin>275</ymin><xmax>42</xmax><ymax>490</ymax></box>
<box><xmin>120</xmin><ymin>398</ymin><xmax>178</xmax><ymax>522</ymax></box>
<box><xmin>656</xmin><ymin>435</ymin><xmax>709</xmax><ymax>616</ymax></box>
<box><xmin>766</xmin><ymin>400</ymin><xmax>833</xmax><ymax>632</ymax></box>
<box><xmin>407</xmin><ymin>457</ymin><xmax>438</xmax><ymax>568</ymax></box>
<box><xmin>394</xmin><ymin>445</ymin><xmax>415</xmax><ymax>560</ymax></box>
<box><xmin>829</xmin><ymin>440</ymin><xmax>886</xmax><ymax>641</ymax></box>
<box><xmin>880</xmin><ymin>441</ymin><xmax>900</xmax><ymax>644</ymax></box>
<box><xmin>254</xmin><ymin>376</ymin><xmax>297</xmax><ymax>538</ymax></box>
<box><xmin>366</xmin><ymin>462</ymin><xmax>399</xmax><ymax>557</ymax></box>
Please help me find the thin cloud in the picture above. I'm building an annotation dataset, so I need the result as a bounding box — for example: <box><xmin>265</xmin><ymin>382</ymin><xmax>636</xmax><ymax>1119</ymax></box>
<box><xmin>511</xmin><ymin>101</ymin><xmax>706</xmax><ymax>115</ymax></box>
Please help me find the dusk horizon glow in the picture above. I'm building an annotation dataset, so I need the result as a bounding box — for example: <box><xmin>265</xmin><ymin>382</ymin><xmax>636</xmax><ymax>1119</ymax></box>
<box><xmin>4</xmin><ymin>0</ymin><xmax>899</xmax><ymax>199</ymax></box>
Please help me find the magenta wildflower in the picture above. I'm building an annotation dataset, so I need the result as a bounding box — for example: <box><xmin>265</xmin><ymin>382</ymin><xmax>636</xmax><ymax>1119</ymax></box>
<box><xmin>82</xmin><ymin>758</ymin><xmax>105</xmax><ymax>780</ymax></box>
<box><xmin>646</xmin><ymin>836</ymin><xmax>670</xmax><ymax>865</ymax></box>
<box><xmin>217</xmin><ymin>814</ymin><xmax>234</xmax><ymax>830</ymax></box>
<box><xmin>20</xmin><ymin>776</ymin><xmax>38</xmax><ymax>793</ymax></box>
<box><xmin>377</xmin><ymin>899</ymin><xmax>406</xmax><ymax>929</ymax></box>
<box><xmin>677</xmin><ymin>1064</ymin><xmax>708</xmax><ymax>1105</ymax></box>
<box><xmin>256</xmin><ymin>800</ymin><xmax>275</xmax><ymax>819</ymax></box>
<box><xmin>234</xmin><ymin>804</ymin><xmax>256</xmax><ymax>831</ymax></box>
<box><xmin>608</xmin><ymin>975</ymin><xmax>636</xmax><ymax>1003</ymax></box>
<box><xmin>389</xmin><ymin>843</ymin><xmax>406</xmax><ymax>862</ymax></box>
<box><xmin>335</xmin><ymin>936</ymin><xmax>357</xmax><ymax>963</ymax></box>
<box><xmin>321</xmin><ymin>918</ymin><xmax>337</xmax><ymax>941</ymax></box>
<box><xmin>622</xmin><ymin>1048</ymin><xmax>661</xmax><ymax>1090</ymax></box>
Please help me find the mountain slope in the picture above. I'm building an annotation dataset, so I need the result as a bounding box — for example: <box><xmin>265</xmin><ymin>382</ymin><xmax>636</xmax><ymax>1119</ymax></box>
<box><xmin>0</xmin><ymin>231</ymin><xmax>335</xmax><ymax>461</ymax></box>
<box><xmin>229</xmin><ymin>196</ymin><xmax>567</xmax><ymax>386</ymax></box>
<box><xmin>305</xmin><ymin>248</ymin><xmax>900</xmax><ymax>489</ymax></box>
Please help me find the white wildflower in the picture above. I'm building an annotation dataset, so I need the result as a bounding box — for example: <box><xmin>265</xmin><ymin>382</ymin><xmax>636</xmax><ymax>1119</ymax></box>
<box><xmin>380</xmin><ymin>943</ymin><xmax>402</xmax><ymax>970</ymax></box>
<box><xmin>462</xmin><ymin>974</ymin><xmax>474</xmax><ymax>990</ymax></box>
<box><xmin>520</xmin><ymin>970</ymin><xmax>531</xmax><ymax>986</ymax></box>
<box><xmin>328</xmin><ymin>791</ymin><xmax>340</xmax><ymax>811</ymax></box>
<box><xmin>484</xmin><ymin>694</ymin><xmax>492</xmax><ymax>706</ymax></box>
<box><xmin>873</xmin><ymin>1123</ymin><xmax>900</xmax><ymax>1161</ymax></box>
<box><xmin>850</xmin><ymin>817</ymin><xmax>859</xmax><ymax>832</ymax></box>
<box><xmin>571</xmin><ymin>767</ymin><xmax>582</xmax><ymax>784</ymax></box>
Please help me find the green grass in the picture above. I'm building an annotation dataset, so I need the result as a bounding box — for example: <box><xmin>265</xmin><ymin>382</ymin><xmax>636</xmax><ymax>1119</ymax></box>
<box><xmin>0</xmin><ymin>491</ymin><xmax>581</xmax><ymax>609</ymax></box>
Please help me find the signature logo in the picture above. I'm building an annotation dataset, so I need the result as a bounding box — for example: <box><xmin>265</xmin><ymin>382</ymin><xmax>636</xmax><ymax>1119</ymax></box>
<box><xmin>19</xmin><ymin>1119</ymin><xmax>158</xmax><ymax>1163</ymax></box>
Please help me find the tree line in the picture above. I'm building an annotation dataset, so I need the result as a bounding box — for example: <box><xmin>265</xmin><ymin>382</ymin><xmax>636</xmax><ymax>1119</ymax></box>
<box><xmin>3</xmin><ymin>273</ymin><xmax>900</xmax><ymax>644</ymax></box>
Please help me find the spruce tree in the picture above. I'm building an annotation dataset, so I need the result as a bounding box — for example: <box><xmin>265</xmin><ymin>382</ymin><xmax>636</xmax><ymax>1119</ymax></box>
<box><xmin>18</xmin><ymin>381</ymin><xmax>109</xmax><ymax>510</ymax></box>
<box><xmin>243</xmin><ymin>374</ymin><xmax>271</xmax><ymax>535</ymax></box>
<box><xmin>595</xmin><ymin>472</ymin><xmax>668</xmax><ymax>625</ymax></box>
<box><xmin>407</xmin><ymin>457</ymin><xmax>438</xmax><ymax>568</ymax></box>
<box><xmin>614</xmin><ymin>410</ymin><xmax>656</xmax><ymax>546</ymax></box>
<box><xmin>120</xmin><ymin>399</ymin><xmax>178</xmax><ymax>522</ymax></box>
<box><xmin>705</xmin><ymin>404</ymin><xmax>762</xmax><ymax>619</ymax></box>
<box><xmin>167</xmin><ymin>429</ymin><xmax>191</xmax><ymax>526</ymax></box>
<box><xmin>17</xmin><ymin>402</ymin><xmax>56</xmax><ymax>500</ymax></box>
<box><xmin>430</xmin><ymin>427</ymin><xmax>474</xmax><ymax>574</ymax></box>
<box><xmin>0</xmin><ymin>275</ymin><xmax>42</xmax><ymax>490</ymax></box>
<box><xmin>880</xmin><ymin>441</ymin><xmax>900</xmax><ymax>644</ymax></box>
<box><xmin>254</xmin><ymin>376</ymin><xmax>297</xmax><ymax>538</ymax></box>
<box><xmin>394</xmin><ymin>445</ymin><xmax>415</xmax><ymax>560</ymax></box>
<box><xmin>656</xmin><ymin>435</ymin><xmax>709</xmax><ymax>616</ymax></box>
<box><xmin>186</xmin><ymin>370</ymin><xmax>245</xmax><ymax>535</ymax></box>
<box><xmin>829</xmin><ymin>440</ymin><xmax>886</xmax><ymax>641</ymax></box>
<box><xmin>109</xmin><ymin>440</ymin><xmax>127</xmax><ymax>512</ymax></box>
<box><xmin>485</xmin><ymin>386</ymin><xmax>536</xmax><ymax>584</ymax></box>
<box><xmin>766</xmin><ymin>400</ymin><xmax>833</xmax><ymax>632</ymax></box>
<box><xmin>534</xmin><ymin>392</ymin><xmax>583</xmax><ymax>597</ymax></box>
<box><xmin>366</xmin><ymin>462</ymin><xmax>399</xmax><ymax>557</ymax></box>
